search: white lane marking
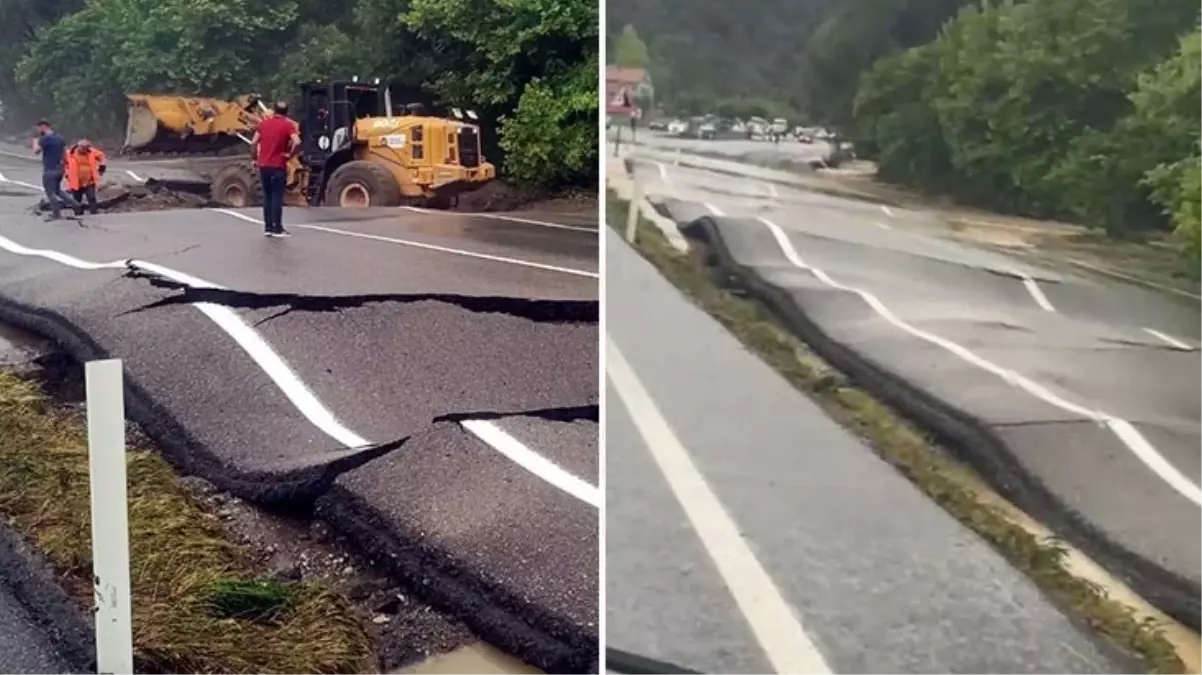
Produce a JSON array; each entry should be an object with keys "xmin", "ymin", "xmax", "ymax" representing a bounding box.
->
[
  {"xmin": 461, "ymin": 419, "xmax": 598, "ymax": 507},
  {"xmin": 401, "ymin": 206, "xmax": 596, "ymax": 234},
  {"xmin": 607, "ymin": 338, "xmax": 832, "ymax": 674},
  {"xmin": 0, "ymin": 232, "xmax": 590, "ymax": 498},
  {"xmin": 757, "ymin": 217, "xmax": 1202, "ymax": 507},
  {"xmin": 1143, "ymin": 328, "xmax": 1195, "ymax": 351},
  {"xmin": 767, "ymin": 183, "xmax": 779, "ymax": 199},
  {"xmin": 705, "ymin": 203, "xmax": 725, "ymax": 216},
  {"xmin": 125, "ymin": 170, "xmax": 146, "ymax": 183},
  {"xmin": 0, "ymin": 237, "xmax": 371, "ymax": 448},
  {"xmin": 211, "ymin": 208, "xmax": 597, "ymax": 278},
  {"xmin": 874, "ymin": 221, "xmax": 892, "ymax": 231},
  {"xmin": 0, "ymin": 171, "xmax": 42, "ymax": 192},
  {"xmin": 655, "ymin": 161, "xmax": 669, "ymax": 182},
  {"xmin": 1014, "ymin": 270, "xmax": 1056, "ymax": 312},
  {"xmin": 881, "ymin": 205, "xmax": 896, "ymax": 218}
]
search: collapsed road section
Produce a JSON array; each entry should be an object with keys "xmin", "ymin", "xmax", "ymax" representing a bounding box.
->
[
  {"xmin": 625, "ymin": 155, "xmax": 1201, "ymax": 632},
  {"xmin": 0, "ymin": 191, "xmax": 600, "ymax": 672}
]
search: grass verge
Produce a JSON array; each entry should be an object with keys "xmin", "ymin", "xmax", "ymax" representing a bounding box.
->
[
  {"xmin": 606, "ymin": 189, "xmax": 1187, "ymax": 674},
  {"xmin": 0, "ymin": 367, "xmax": 376, "ymax": 674}
]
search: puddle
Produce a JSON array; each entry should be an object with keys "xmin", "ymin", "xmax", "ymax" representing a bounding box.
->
[{"xmin": 395, "ymin": 643, "xmax": 542, "ymax": 674}]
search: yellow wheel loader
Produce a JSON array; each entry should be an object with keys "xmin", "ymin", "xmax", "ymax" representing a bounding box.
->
[{"xmin": 123, "ymin": 81, "xmax": 495, "ymax": 208}]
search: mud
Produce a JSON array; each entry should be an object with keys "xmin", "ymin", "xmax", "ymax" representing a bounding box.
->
[{"xmin": 33, "ymin": 183, "xmax": 213, "ymax": 216}]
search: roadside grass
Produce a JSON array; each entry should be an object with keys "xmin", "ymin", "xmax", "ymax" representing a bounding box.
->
[
  {"xmin": 0, "ymin": 368, "xmax": 376, "ymax": 674},
  {"xmin": 606, "ymin": 191, "xmax": 1188, "ymax": 674}
]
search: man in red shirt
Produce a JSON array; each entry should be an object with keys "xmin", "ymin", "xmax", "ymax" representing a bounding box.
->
[{"xmin": 250, "ymin": 101, "xmax": 300, "ymax": 237}]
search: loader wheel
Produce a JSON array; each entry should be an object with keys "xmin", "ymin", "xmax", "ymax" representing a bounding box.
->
[
  {"xmin": 211, "ymin": 162, "xmax": 263, "ymax": 207},
  {"xmin": 325, "ymin": 161, "xmax": 403, "ymax": 208}
]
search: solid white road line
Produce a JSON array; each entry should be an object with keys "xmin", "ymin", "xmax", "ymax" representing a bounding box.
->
[
  {"xmin": 1014, "ymin": 270, "xmax": 1056, "ymax": 312},
  {"xmin": 211, "ymin": 208, "xmax": 597, "ymax": 278},
  {"xmin": 125, "ymin": 170, "xmax": 146, "ymax": 183},
  {"xmin": 0, "ymin": 171, "xmax": 42, "ymax": 192},
  {"xmin": 401, "ymin": 206, "xmax": 597, "ymax": 234},
  {"xmin": 705, "ymin": 203, "xmax": 725, "ymax": 216},
  {"xmin": 756, "ymin": 217, "xmax": 1202, "ymax": 507},
  {"xmin": 1143, "ymin": 327, "xmax": 1195, "ymax": 351},
  {"xmin": 461, "ymin": 420, "xmax": 599, "ymax": 508},
  {"xmin": 0, "ymin": 231, "xmax": 597, "ymax": 504},
  {"xmin": 607, "ymin": 337, "xmax": 831, "ymax": 674}
]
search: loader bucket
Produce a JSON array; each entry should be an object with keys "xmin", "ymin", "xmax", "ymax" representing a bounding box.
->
[{"xmin": 122, "ymin": 93, "xmax": 262, "ymax": 157}]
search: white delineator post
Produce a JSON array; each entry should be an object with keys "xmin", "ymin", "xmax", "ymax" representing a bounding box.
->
[
  {"xmin": 625, "ymin": 183, "xmax": 642, "ymax": 243},
  {"xmin": 85, "ymin": 359, "xmax": 134, "ymax": 675}
]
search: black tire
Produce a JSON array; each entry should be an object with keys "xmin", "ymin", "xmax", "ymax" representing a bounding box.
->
[
  {"xmin": 324, "ymin": 161, "xmax": 403, "ymax": 208},
  {"xmin": 211, "ymin": 161, "xmax": 263, "ymax": 207}
]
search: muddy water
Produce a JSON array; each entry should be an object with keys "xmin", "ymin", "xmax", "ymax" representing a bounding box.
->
[{"xmin": 396, "ymin": 643, "xmax": 542, "ymax": 674}]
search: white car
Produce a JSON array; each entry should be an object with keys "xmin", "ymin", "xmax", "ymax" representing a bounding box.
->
[{"xmin": 667, "ymin": 120, "xmax": 688, "ymax": 135}]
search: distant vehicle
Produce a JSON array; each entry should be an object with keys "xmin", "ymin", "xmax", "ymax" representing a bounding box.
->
[
  {"xmin": 771, "ymin": 118, "xmax": 789, "ymax": 134},
  {"xmin": 667, "ymin": 119, "xmax": 688, "ymax": 135},
  {"xmin": 692, "ymin": 116, "xmax": 717, "ymax": 140},
  {"xmin": 648, "ymin": 120, "xmax": 668, "ymax": 131}
]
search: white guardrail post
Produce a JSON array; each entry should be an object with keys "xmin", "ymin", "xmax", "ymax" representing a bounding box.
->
[
  {"xmin": 625, "ymin": 182, "xmax": 642, "ymax": 244},
  {"xmin": 86, "ymin": 359, "xmax": 134, "ymax": 675}
]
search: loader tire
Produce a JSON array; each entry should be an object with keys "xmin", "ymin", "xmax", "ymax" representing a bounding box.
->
[
  {"xmin": 211, "ymin": 162, "xmax": 263, "ymax": 208},
  {"xmin": 325, "ymin": 161, "xmax": 403, "ymax": 208}
]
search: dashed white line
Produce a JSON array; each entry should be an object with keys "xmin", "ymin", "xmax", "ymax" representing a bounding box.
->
[
  {"xmin": 211, "ymin": 208, "xmax": 597, "ymax": 278},
  {"xmin": 0, "ymin": 232, "xmax": 596, "ymax": 501},
  {"xmin": 461, "ymin": 420, "xmax": 598, "ymax": 507},
  {"xmin": 607, "ymin": 337, "xmax": 832, "ymax": 674},
  {"xmin": 401, "ymin": 206, "xmax": 596, "ymax": 234},
  {"xmin": 705, "ymin": 203, "xmax": 725, "ymax": 216},
  {"xmin": 756, "ymin": 216, "xmax": 1202, "ymax": 507},
  {"xmin": 874, "ymin": 221, "xmax": 892, "ymax": 231},
  {"xmin": 1014, "ymin": 270, "xmax": 1056, "ymax": 312},
  {"xmin": 655, "ymin": 161, "xmax": 670, "ymax": 182},
  {"xmin": 125, "ymin": 170, "xmax": 147, "ymax": 183},
  {"xmin": 767, "ymin": 183, "xmax": 779, "ymax": 199},
  {"xmin": 881, "ymin": 205, "xmax": 896, "ymax": 218},
  {"xmin": 1143, "ymin": 328, "xmax": 1194, "ymax": 351}
]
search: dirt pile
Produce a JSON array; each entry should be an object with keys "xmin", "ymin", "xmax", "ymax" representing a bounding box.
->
[
  {"xmin": 34, "ymin": 182, "xmax": 212, "ymax": 215},
  {"xmin": 454, "ymin": 181, "xmax": 597, "ymax": 214}
]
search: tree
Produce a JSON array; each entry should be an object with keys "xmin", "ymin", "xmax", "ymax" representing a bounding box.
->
[{"xmin": 614, "ymin": 24, "xmax": 649, "ymax": 68}]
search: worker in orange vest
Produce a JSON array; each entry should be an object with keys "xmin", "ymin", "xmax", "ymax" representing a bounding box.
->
[{"xmin": 64, "ymin": 139, "xmax": 107, "ymax": 216}]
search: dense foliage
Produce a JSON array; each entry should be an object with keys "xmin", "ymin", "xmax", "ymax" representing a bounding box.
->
[
  {"xmin": 850, "ymin": 0, "xmax": 1199, "ymax": 266},
  {"xmin": 0, "ymin": 0, "xmax": 597, "ymax": 189},
  {"xmin": 607, "ymin": 0, "xmax": 840, "ymax": 119}
]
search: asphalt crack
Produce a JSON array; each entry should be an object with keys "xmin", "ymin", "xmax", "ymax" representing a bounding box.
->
[{"xmin": 120, "ymin": 269, "xmax": 598, "ymax": 324}]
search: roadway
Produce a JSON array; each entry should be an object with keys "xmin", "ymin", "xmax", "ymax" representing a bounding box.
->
[
  {"xmin": 610, "ymin": 133, "xmax": 1202, "ymax": 662},
  {"xmin": 0, "ymin": 580, "xmax": 70, "ymax": 673},
  {"xmin": 606, "ymin": 230, "xmax": 1132, "ymax": 673},
  {"xmin": 0, "ymin": 151, "xmax": 600, "ymax": 673}
]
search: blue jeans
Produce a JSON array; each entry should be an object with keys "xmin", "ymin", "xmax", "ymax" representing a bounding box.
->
[
  {"xmin": 260, "ymin": 167, "xmax": 287, "ymax": 232},
  {"xmin": 42, "ymin": 171, "xmax": 79, "ymax": 219}
]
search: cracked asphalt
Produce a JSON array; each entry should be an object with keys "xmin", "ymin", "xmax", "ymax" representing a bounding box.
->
[
  {"xmin": 609, "ymin": 137, "xmax": 1199, "ymax": 665},
  {"xmin": 606, "ymin": 230, "xmax": 1133, "ymax": 674},
  {"xmin": 0, "ymin": 151, "xmax": 599, "ymax": 672}
]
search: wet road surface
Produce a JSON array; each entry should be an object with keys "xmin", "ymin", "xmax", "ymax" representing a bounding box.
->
[
  {"xmin": 605, "ymin": 229, "xmax": 1133, "ymax": 673},
  {"xmin": 0, "ymin": 151, "xmax": 600, "ymax": 672},
  {"xmin": 614, "ymin": 142, "xmax": 1200, "ymax": 640}
]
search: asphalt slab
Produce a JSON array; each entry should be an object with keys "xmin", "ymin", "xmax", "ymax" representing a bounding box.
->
[
  {"xmin": 605, "ymin": 231, "xmax": 1132, "ymax": 673},
  {"xmin": 626, "ymin": 148, "xmax": 1201, "ymax": 630},
  {"xmin": 0, "ymin": 154, "xmax": 599, "ymax": 671}
]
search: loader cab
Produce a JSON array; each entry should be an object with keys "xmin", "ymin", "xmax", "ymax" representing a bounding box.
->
[{"xmin": 298, "ymin": 81, "xmax": 383, "ymax": 159}]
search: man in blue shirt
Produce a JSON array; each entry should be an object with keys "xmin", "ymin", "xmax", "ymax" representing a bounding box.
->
[{"xmin": 32, "ymin": 120, "xmax": 81, "ymax": 221}]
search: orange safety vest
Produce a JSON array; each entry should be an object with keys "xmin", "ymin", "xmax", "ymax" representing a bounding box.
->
[{"xmin": 65, "ymin": 146, "xmax": 107, "ymax": 191}]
